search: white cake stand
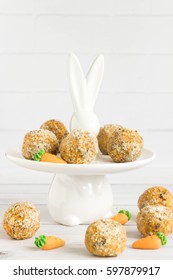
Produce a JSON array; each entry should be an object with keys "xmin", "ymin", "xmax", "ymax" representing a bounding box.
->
[{"xmin": 6, "ymin": 148, "xmax": 155, "ymax": 226}]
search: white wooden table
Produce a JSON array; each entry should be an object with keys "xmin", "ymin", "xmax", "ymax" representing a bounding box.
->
[{"xmin": 0, "ymin": 169, "xmax": 172, "ymax": 260}]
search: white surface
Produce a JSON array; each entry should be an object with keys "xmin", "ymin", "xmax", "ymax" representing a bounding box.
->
[
  {"xmin": 6, "ymin": 148, "xmax": 154, "ymax": 174},
  {"xmin": 0, "ymin": 183, "xmax": 173, "ymax": 260}
]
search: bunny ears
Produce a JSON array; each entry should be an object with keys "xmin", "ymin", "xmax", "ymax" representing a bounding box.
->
[{"xmin": 68, "ymin": 53, "xmax": 104, "ymax": 111}]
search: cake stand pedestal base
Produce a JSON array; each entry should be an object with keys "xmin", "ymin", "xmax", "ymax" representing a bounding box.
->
[
  {"xmin": 48, "ymin": 174, "xmax": 113, "ymax": 226},
  {"xmin": 6, "ymin": 148, "xmax": 155, "ymax": 226}
]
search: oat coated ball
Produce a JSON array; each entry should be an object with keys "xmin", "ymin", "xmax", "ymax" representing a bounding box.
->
[
  {"xmin": 59, "ymin": 129, "xmax": 98, "ymax": 164},
  {"xmin": 107, "ymin": 127, "xmax": 144, "ymax": 162},
  {"xmin": 97, "ymin": 124, "xmax": 122, "ymax": 155},
  {"xmin": 138, "ymin": 186, "xmax": 173, "ymax": 210},
  {"xmin": 40, "ymin": 119, "xmax": 68, "ymax": 152},
  {"xmin": 22, "ymin": 129, "xmax": 59, "ymax": 160},
  {"xmin": 136, "ymin": 205, "xmax": 173, "ymax": 236},
  {"xmin": 3, "ymin": 202, "xmax": 40, "ymax": 240},
  {"xmin": 85, "ymin": 219, "xmax": 126, "ymax": 257}
]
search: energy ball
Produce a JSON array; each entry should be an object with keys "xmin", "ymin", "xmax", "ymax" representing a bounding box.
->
[
  {"xmin": 59, "ymin": 129, "xmax": 98, "ymax": 164},
  {"xmin": 107, "ymin": 128, "xmax": 144, "ymax": 162},
  {"xmin": 3, "ymin": 202, "xmax": 40, "ymax": 240},
  {"xmin": 136, "ymin": 205, "xmax": 173, "ymax": 236},
  {"xmin": 40, "ymin": 119, "xmax": 68, "ymax": 152},
  {"xmin": 97, "ymin": 124, "xmax": 122, "ymax": 155},
  {"xmin": 85, "ymin": 219, "xmax": 126, "ymax": 257},
  {"xmin": 138, "ymin": 186, "xmax": 173, "ymax": 210},
  {"xmin": 22, "ymin": 129, "xmax": 59, "ymax": 160}
]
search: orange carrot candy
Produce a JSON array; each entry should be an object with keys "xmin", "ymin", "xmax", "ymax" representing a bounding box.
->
[
  {"xmin": 112, "ymin": 210, "xmax": 132, "ymax": 225},
  {"xmin": 34, "ymin": 149, "xmax": 67, "ymax": 164},
  {"xmin": 132, "ymin": 232, "xmax": 167, "ymax": 250},
  {"xmin": 34, "ymin": 235, "xmax": 65, "ymax": 250}
]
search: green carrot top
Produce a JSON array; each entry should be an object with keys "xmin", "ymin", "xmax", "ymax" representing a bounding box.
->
[
  {"xmin": 34, "ymin": 150, "xmax": 45, "ymax": 161},
  {"xmin": 118, "ymin": 210, "xmax": 132, "ymax": 221},
  {"xmin": 157, "ymin": 232, "xmax": 167, "ymax": 246},
  {"xmin": 34, "ymin": 235, "xmax": 47, "ymax": 248}
]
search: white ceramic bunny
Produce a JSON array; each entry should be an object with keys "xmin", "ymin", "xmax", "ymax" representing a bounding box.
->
[
  {"xmin": 48, "ymin": 174, "xmax": 113, "ymax": 226},
  {"xmin": 68, "ymin": 53, "xmax": 104, "ymax": 135}
]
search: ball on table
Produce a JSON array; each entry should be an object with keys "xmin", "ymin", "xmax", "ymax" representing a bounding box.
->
[
  {"xmin": 85, "ymin": 218, "xmax": 126, "ymax": 257},
  {"xmin": 3, "ymin": 201, "xmax": 40, "ymax": 240}
]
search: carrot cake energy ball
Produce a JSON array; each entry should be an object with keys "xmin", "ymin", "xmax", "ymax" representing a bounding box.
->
[
  {"xmin": 59, "ymin": 129, "xmax": 98, "ymax": 164},
  {"xmin": 3, "ymin": 202, "xmax": 40, "ymax": 240},
  {"xmin": 85, "ymin": 219, "xmax": 126, "ymax": 257},
  {"xmin": 107, "ymin": 127, "xmax": 144, "ymax": 162},
  {"xmin": 136, "ymin": 205, "xmax": 173, "ymax": 236},
  {"xmin": 40, "ymin": 119, "xmax": 68, "ymax": 152},
  {"xmin": 97, "ymin": 124, "xmax": 122, "ymax": 155},
  {"xmin": 138, "ymin": 186, "xmax": 173, "ymax": 210},
  {"xmin": 22, "ymin": 129, "xmax": 59, "ymax": 160}
]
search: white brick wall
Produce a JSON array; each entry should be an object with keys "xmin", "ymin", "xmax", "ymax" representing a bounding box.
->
[{"xmin": 0, "ymin": 0, "xmax": 173, "ymax": 185}]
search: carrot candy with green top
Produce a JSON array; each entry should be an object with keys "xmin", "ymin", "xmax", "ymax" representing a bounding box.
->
[
  {"xmin": 132, "ymin": 232, "xmax": 167, "ymax": 250},
  {"xmin": 34, "ymin": 235, "xmax": 65, "ymax": 250},
  {"xmin": 34, "ymin": 149, "xmax": 67, "ymax": 164},
  {"xmin": 112, "ymin": 210, "xmax": 132, "ymax": 225}
]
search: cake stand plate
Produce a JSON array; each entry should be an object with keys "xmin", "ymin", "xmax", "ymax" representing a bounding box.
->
[{"xmin": 6, "ymin": 148, "xmax": 155, "ymax": 226}]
